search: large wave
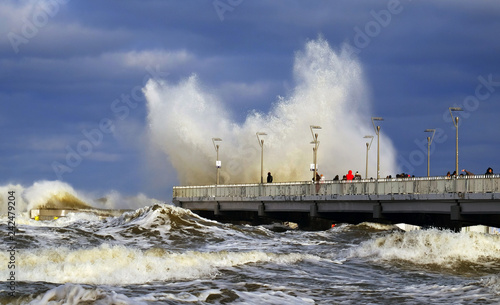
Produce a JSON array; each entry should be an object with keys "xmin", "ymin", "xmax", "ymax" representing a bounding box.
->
[
  {"xmin": 348, "ymin": 228, "xmax": 500, "ymax": 273},
  {"xmin": 0, "ymin": 180, "xmax": 158, "ymax": 217},
  {"xmin": 0, "ymin": 244, "xmax": 309, "ymax": 285},
  {"xmin": 144, "ymin": 38, "xmax": 399, "ymax": 185}
]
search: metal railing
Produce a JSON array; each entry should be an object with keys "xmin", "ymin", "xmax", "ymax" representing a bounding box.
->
[{"xmin": 173, "ymin": 175, "xmax": 500, "ymax": 198}]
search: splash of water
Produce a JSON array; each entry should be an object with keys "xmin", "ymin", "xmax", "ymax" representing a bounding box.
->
[
  {"xmin": 145, "ymin": 38, "xmax": 399, "ymax": 185},
  {"xmin": 23, "ymin": 180, "xmax": 94, "ymax": 211},
  {"xmin": 0, "ymin": 180, "xmax": 158, "ymax": 216}
]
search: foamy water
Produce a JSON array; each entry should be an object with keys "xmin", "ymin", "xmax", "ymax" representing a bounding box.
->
[
  {"xmin": 5, "ymin": 245, "xmax": 309, "ymax": 285},
  {"xmin": 348, "ymin": 228, "xmax": 500, "ymax": 271},
  {"xmin": 2, "ymin": 199, "xmax": 500, "ymax": 304}
]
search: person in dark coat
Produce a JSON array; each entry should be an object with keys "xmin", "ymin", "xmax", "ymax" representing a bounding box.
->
[
  {"xmin": 485, "ymin": 167, "xmax": 494, "ymax": 175},
  {"xmin": 267, "ymin": 172, "xmax": 273, "ymax": 183},
  {"xmin": 314, "ymin": 172, "xmax": 321, "ymax": 182}
]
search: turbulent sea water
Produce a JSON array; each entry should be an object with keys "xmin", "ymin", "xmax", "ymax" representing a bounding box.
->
[{"xmin": 1, "ymin": 202, "xmax": 500, "ymax": 305}]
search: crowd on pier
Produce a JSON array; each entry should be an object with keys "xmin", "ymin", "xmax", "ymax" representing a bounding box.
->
[{"xmin": 266, "ymin": 167, "xmax": 495, "ymax": 184}]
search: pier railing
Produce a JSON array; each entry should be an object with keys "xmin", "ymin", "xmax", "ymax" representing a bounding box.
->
[{"xmin": 173, "ymin": 175, "xmax": 500, "ymax": 198}]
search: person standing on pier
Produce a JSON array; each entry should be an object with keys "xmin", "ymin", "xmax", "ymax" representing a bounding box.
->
[
  {"xmin": 314, "ymin": 172, "xmax": 321, "ymax": 193},
  {"xmin": 267, "ymin": 172, "xmax": 273, "ymax": 183}
]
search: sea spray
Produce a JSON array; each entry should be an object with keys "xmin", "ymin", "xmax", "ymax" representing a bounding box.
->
[
  {"xmin": 23, "ymin": 180, "xmax": 93, "ymax": 212},
  {"xmin": 0, "ymin": 183, "xmax": 26, "ymax": 216},
  {"xmin": 0, "ymin": 180, "xmax": 158, "ymax": 216},
  {"xmin": 144, "ymin": 38, "xmax": 399, "ymax": 185}
]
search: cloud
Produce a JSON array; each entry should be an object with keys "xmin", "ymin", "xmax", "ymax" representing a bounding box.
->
[
  {"xmin": 86, "ymin": 152, "xmax": 122, "ymax": 162},
  {"xmin": 121, "ymin": 50, "xmax": 193, "ymax": 69},
  {"xmin": 26, "ymin": 135, "xmax": 73, "ymax": 151}
]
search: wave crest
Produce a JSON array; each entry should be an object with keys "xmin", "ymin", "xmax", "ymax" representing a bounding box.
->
[{"xmin": 349, "ymin": 228, "xmax": 500, "ymax": 272}]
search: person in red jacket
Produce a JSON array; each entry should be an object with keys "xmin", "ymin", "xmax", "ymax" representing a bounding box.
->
[{"xmin": 346, "ymin": 170, "xmax": 354, "ymax": 180}]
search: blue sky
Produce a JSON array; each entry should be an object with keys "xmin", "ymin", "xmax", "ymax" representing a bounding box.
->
[{"xmin": 1, "ymin": 0, "xmax": 499, "ymax": 200}]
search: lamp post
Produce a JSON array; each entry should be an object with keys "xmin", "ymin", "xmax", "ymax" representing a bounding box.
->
[
  {"xmin": 310, "ymin": 125, "xmax": 322, "ymax": 181},
  {"xmin": 256, "ymin": 132, "xmax": 267, "ymax": 183},
  {"xmin": 449, "ymin": 107, "xmax": 463, "ymax": 176},
  {"xmin": 424, "ymin": 129, "xmax": 436, "ymax": 177},
  {"xmin": 371, "ymin": 117, "xmax": 384, "ymax": 179},
  {"xmin": 363, "ymin": 135, "xmax": 374, "ymax": 179},
  {"xmin": 212, "ymin": 137, "xmax": 222, "ymax": 185}
]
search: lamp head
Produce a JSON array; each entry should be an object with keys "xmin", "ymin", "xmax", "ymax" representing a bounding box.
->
[{"xmin": 212, "ymin": 137, "xmax": 222, "ymax": 150}]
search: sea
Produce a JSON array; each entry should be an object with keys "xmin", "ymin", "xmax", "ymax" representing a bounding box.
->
[{"xmin": 1, "ymin": 193, "xmax": 500, "ymax": 305}]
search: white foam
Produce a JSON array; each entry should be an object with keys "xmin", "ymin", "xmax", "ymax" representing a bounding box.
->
[
  {"xmin": 349, "ymin": 228, "xmax": 500, "ymax": 269},
  {"xmin": 144, "ymin": 38, "xmax": 399, "ymax": 185},
  {"xmin": 2, "ymin": 244, "xmax": 309, "ymax": 285},
  {"xmin": 27, "ymin": 283, "xmax": 146, "ymax": 305},
  {"xmin": 99, "ymin": 190, "xmax": 160, "ymax": 210}
]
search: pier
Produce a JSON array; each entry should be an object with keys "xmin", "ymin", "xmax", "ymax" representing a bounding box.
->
[{"xmin": 173, "ymin": 175, "xmax": 500, "ymax": 230}]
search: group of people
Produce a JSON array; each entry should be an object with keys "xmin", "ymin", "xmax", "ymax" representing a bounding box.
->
[
  {"xmin": 265, "ymin": 167, "xmax": 495, "ymax": 184},
  {"xmin": 319, "ymin": 170, "xmax": 362, "ymax": 182},
  {"xmin": 446, "ymin": 167, "xmax": 494, "ymax": 177}
]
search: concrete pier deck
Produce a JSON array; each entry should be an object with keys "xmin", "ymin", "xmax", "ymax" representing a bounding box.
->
[{"xmin": 173, "ymin": 175, "xmax": 500, "ymax": 230}]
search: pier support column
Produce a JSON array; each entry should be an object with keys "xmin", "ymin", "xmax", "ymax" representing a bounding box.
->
[
  {"xmin": 450, "ymin": 204, "xmax": 461, "ymax": 221},
  {"xmin": 214, "ymin": 202, "xmax": 221, "ymax": 216},
  {"xmin": 373, "ymin": 202, "xmax": 383, "ymax": 219},
  {"xmin": 258, "ymin": 202, "xmax": 266, "ymax": 217},
  {"xmin": 310, "ymin": 202, "xmax": 318, "ymax": 218}
]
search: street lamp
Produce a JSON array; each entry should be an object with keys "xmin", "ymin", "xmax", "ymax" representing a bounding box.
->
[
  {"xmin": 371, "ymin": 117, "xmax": 384, "ymax": 179},
  {"xmin": 256, "ymin": 132, "xmax": 267, "ymax": 183},
  {"xmin": 363, "ymin": 135, "xmax": 374, "ymax": 179},
  {"xmin": 424, "ymin": 129, "xmax": 436, "ymax": 177},
  {"xmin": 310, "ymin": 125, "xmax": 322, "ymax": 181},
  {"xmin": 449, "ymin": 107, "xmax": 463, "ymax": 176},
  {"xmin": 212, "ymin": 137, "xmax": 222, "ymax": 185}
]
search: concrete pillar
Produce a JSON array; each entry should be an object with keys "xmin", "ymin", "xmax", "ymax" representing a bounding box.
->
[
  {"xmin": 258, "ymin": 202, "xmax": 266, "ymax": 217},
  {"xmin": 214, "ymin": 202, "xmax": 221, "ymax": 216},
  {"xmin": 310, "ymin": 202, "xmax": 318, "ymax": 218},
  {"xmin": 451, "ymin": 204, "xmax": 461, "ymax": 221},
  {"xmin": 373, "ymin": 203, "xmax": 383, "ymax": 219}
]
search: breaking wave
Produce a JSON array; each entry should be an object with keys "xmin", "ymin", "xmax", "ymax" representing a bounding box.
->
[
  {"xmin": 348, "ymin": 228, "xmax": 500, "ymax": 273},
  {"xmin": 1, "ymin": 244, "xmax": 310, "ymax": 285}
]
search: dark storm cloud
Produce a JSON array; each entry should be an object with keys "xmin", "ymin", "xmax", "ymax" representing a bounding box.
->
[{"xmin": 1, "ymin": 0, "xmax": 499, "ymax": 197}]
